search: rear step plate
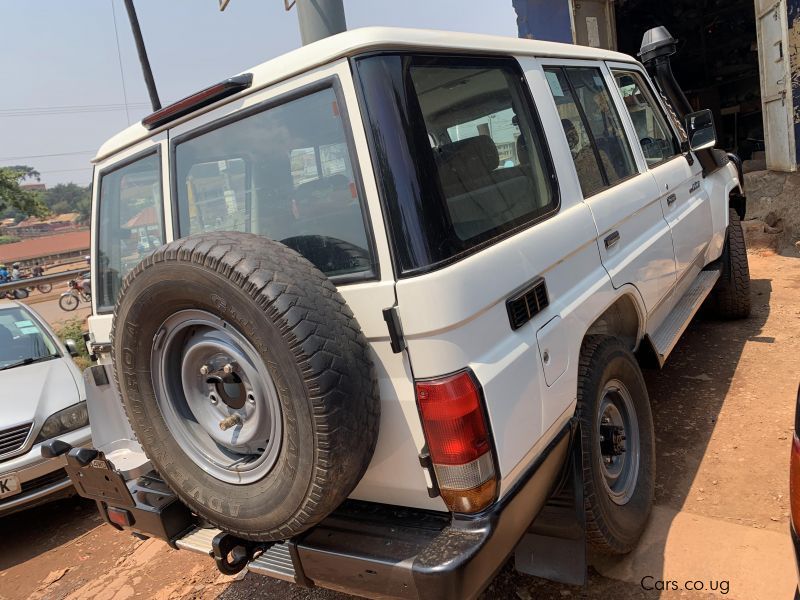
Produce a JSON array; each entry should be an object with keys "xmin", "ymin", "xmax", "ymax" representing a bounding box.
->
[
  {"xmin": 248, "ymin": 543, "xmax": 297, "ymax": 582},
  {"xmin": 175, "ymin": 527, "xmax": 297, "ymax": 582},
  {"xmin": 175, "ymin": 526, "xmax": 220, "ymax": 556},
  {"xmin": 649, "ymin": 268, "xmax": 720, "ymax": 365}
]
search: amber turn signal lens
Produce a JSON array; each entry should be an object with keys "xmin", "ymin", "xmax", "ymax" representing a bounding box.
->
[{"xmin": 440, "ymin": 478, "xmax": 498, "ymax": 514}]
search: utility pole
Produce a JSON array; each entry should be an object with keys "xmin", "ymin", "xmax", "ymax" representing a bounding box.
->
[
  {"xmin": 123, "ymin": 0, "xmax": 161, "ymax": 111},
  {"xmin": 294, "ymin": 0, "xmax": 347, "ymax": 46},
  {"xmin": 221, "ymin": 0, "xmax": 347, "ymax": 46}
]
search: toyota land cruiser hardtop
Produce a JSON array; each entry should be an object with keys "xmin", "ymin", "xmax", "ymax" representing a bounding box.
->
[{"xmin": 49, "ymin": 26, "xmax": 750, "ymax": 599}]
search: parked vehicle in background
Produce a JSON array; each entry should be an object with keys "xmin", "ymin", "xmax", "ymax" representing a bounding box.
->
[
  {"xmin": 54, "ymin": 26, "xmax": 749, "ymax": 598},
  {"xmin": 0, "ymin": 300, "xmax": 90, "ymax": 516},
  {"xmin": 59, "ymin": 277, "xmax": 91, "ymax": 311},
  {"xmin": 790, "ymin": 382, "xmax": 800, "ymax": 599}
]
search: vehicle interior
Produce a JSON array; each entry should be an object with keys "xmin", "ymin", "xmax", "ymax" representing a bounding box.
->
[
  {"xmin": 174, "ymin": 87, "xmax": 373, "ymax": 278},
  {"xmin": 409, "ymin": 64, "xmax": 555, "ymax": 241}
]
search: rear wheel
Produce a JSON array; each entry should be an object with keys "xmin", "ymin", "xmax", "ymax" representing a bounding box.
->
[
  {"xmin": 112, "ymin": 232, "xmax": 380, "ymax": 541},
  {"xmin": 709, "ymin": 208, "xmax": 751, "ymax": 319},
  {"xmin": 577, "ymin": 335, "xmax": 655, "ymax": 555},
  {"xmin": 59, "ymin": 293, "xmax": 78, "ymax": 311}
]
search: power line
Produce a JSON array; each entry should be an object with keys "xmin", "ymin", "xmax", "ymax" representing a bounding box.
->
[
  {"xmin": 37, "ymin": 167, "xmax": 94, "ymax": 174},
  {"xmin": 0, "ymin": 151, "xmax": 94, "ymax": 160},
  {"xmin": 0, "ymin": 103, "xmax": 150, "ymax": 118},
  {"xmin": 110, "ymin": 0, "xmax": 132, "ymax": 125}
]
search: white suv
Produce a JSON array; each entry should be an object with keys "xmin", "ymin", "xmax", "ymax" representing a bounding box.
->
[{"xmin": 51, "ymin": 26, "xmax": 748, "ymax": 598}]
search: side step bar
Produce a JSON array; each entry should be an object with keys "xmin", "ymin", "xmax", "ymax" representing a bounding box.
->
[
  {"xmin": 175, "ymin": 526, "xmax": 299, "ymax": 583},
  {"xmin": 649, "ymin": 268, "xmax": 720, "ymax": 366}
]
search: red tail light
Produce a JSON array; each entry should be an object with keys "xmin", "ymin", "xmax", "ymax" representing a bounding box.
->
[{"xmin": 416, "ymin": 370, "xmax": 497, "ymax": 513}]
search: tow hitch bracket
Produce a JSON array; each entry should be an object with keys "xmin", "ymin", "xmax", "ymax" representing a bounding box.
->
[{"xmin": 211, "ymin": 531, "xmax": 267, "ymax": 575}]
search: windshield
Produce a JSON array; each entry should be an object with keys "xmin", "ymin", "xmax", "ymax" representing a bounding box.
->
[{"xmin": 0, "ymin": 307, "xmax": 58, "ymax": 370}]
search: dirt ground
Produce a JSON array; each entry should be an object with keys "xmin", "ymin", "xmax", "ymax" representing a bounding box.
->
[{"xmin": 1, "ymin": 250, "xmax": 798, "ymax": 600}]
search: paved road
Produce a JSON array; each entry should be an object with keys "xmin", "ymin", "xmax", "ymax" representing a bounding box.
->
[
  {"xmin": 24, "ymin": 294, "xmax": 91, "ymax": 328},
  {"xmin": 1, "ymin": 251, "xmax": 798, "ymax": 600}
]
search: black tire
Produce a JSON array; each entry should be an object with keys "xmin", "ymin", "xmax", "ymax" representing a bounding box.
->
[
  {"xmin": 59, "ymin": 293, "xmax": 78, "ymax": 311},
  {"xmin": 112, "ymin": 232, "xmax": 379, "ymax": 541},
  {"xmin": 13, "ymin": 289, "xmax": 28, "ymax": 300},
  {"xmin": 709, "ymin": 208, "xmax": 751, "ymax": 319},
  {"xmin": 37, "ymin": 283, "xmax": 52, "ymax": 294},
  {"xmin": 577, "ymin": 335, "xmax": 655, "ymax": 555}
]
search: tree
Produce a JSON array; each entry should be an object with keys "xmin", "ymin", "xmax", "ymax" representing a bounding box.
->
[
  {"xmin": 42, "ymin": 183, "xmax": 90, "ymax": 215},
  {"xmin": 0, "ymin": 165, "xmax": 48, "ymax": 218}
]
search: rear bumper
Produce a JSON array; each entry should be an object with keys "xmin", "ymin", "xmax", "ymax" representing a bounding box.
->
[{"xmin": 64, "ymin": 423, "xmax": 572, "ymax": 599}]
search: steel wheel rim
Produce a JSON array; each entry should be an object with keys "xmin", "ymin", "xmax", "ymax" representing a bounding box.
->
[
  {"xmin": 597, "ymin": 379, "xmax": 640, "ymax": 505},
  {"xmin": 151, "ymin": 309, "xmax": 282, "ymax": 484}
]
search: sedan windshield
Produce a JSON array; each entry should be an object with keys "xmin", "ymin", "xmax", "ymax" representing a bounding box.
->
[{"xmin": 0, "ymin": 307, "xmax": 58, "ymax": 370}]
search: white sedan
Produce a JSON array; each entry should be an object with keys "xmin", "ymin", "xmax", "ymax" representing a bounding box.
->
[{"xmin": 0, "ymin": 300, "xmax": 90, "ymax": 516}]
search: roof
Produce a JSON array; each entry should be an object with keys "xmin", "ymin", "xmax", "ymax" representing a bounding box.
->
[
  {"xmin": 94, "ymin": 26, "xmax": 637, "ymax": 162},
  {"xmin": 124, "ymin": 205, "xmax": 158, "ymax": 228},
  {"xmin": 0, "ymin": 230, "xmax": 90, "ymax": 263},
  {"xmin": 14, "ymin": 212, "xmax": 80, "ymax": 227}
]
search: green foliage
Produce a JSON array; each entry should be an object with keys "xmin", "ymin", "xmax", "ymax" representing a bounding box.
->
[
  {"xmin": 0, "ymin": 235, "xmax": 20, "ymax": 245},
  {"xmin": 54, "ymin": 317, "xmax": 91, "ymax": 371},
  {"xmin": 42, "ymin": 183, "xmax": 91, "ymax": 223},
  {"xmin": 0, "ymin": 165, "xmax": 49, "ymax": 218}
]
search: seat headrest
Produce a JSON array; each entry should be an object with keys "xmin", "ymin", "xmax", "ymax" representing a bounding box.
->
[{"xmin": 438, "ymin": 135, "xmax": 499, "ymax": 173}]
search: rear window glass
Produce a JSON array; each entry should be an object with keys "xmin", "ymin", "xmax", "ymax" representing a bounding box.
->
[
  {"xmin": 174, "ymin": 86, "xmax": 374, "ymax": 280},
  {"xmin": 96, "ymin": 151, "xmax": 164, "ymax": 312}
]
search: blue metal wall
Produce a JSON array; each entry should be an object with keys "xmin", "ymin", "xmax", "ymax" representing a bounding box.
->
[{"xmin": 513, "ymin": 0, "xmax": 572, "ymax": 43}]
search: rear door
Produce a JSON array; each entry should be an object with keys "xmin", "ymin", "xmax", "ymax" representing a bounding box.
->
[
  {"xmin": 542, "ymin": 62, "xmax": 676, "ymax": 313},
  {"xmin": 609, "ymin": 66, "xmax": 712, "ymax": 289}
]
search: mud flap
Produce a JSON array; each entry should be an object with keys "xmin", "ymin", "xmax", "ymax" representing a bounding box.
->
[{"xmin": 514, "ymin": 425, "xmax": 587, "ymax": 586}]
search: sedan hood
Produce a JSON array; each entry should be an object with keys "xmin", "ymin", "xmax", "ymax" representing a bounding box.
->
[{"xmin": 0, "ymin": 358, "xmax": 80, "ymax": 428}]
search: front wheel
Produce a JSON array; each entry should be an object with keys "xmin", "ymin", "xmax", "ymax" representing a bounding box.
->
[
  {"xmin": 577, "ymin": 335, "xmax": 655, "ymax": 555},
  {"xmin": 709, "ymin": 208, "xmax": 751, "ymax": 319},
  {"xmin": 59, "ymin": 293, "xmax": 78, "ymax": 311},
  {"xmin": 37, "ymin": 283, "xmax": 52, "ymax": 294}
]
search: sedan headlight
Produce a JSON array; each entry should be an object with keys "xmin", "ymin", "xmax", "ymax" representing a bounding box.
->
[{"xmin": 34, "ymin": 402, "xmax": 89, "ymax": 444}]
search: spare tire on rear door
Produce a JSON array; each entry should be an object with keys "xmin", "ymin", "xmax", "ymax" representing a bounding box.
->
[{"xmin": 112, "ymin": 232, "xmax": 379, "ymax": 541}]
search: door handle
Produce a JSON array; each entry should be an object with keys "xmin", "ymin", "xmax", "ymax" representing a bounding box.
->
[
  {"xmin": 666, "ymin": 193, "xmax": 677, "ymax": 206},
  {"xmin": 604, "ymin": 231, "xmax": 620, "ymax": 249}
]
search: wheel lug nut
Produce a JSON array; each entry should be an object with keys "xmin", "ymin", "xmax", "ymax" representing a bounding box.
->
[
  {"xmin": 223, "ymin": 362, "xmax": 237, "ymax": 374},
  {"xmin": 200, "ymin": 365, "xmax": 210, "ymax": 375}
]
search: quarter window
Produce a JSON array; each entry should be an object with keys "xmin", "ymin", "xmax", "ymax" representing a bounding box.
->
[
  {"xmin": 174, "ymin": 86, "xmax": 374, "ymax": 279},
  {"xmin": 545, "ymin": 66, "xmax": 637, "ymax": 197},
  {"xmin": 612, "ymin": 70, "xmax": 680, "ymax": 165},
  {"xmin": 96, "ymin": 152, "xmax": 164, "ymax": 312}
]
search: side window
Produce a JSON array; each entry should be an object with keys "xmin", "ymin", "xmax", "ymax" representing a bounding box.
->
[
  {"xmin": 612, "ymin": 70, "xmax": 680, "ymax": 165},
  {"xmin": 174, "ymin": 87, "xmax": 374, "ymax": 279},
  {"xmin": 544, "ymin": 66, "xmax": 637, "ymax": 197},
  {"xmin": 96, "ymin": 152, "xmax": 164, "ymax": 312},
  {"xmin": 409, "ymin": 59, "xmax": 556, "ymax": 242}
]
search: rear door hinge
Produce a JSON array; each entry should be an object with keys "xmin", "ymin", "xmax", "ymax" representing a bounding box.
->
[{"xmin": 382, "ymin": 306, "xmax": 406, "ymax": 354}]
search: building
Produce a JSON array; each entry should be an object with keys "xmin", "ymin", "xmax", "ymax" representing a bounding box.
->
[
  {"xmin": 7, "ymin": 212, "xmax": 82, "ymax": 239},
  {"xmin": 0, "ymin": 230, "xmax": 90, "ymax": 267},
  {"xmin": 515, "ymin": 0, "xmax": 800, "ymax": 173}
]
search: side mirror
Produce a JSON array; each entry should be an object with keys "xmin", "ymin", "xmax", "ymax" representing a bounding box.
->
[
  {"xmin": 64, "ymin": 339, "xmax": 79, "ymax": 358},
  {"xmin": 684, "ymin": 109, "xmax": 716, "ymax": 152}
]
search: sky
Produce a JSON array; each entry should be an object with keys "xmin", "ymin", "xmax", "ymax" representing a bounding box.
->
[{"xmin": 0, "ymin": 0, "xmax": 518, "ymax": 187}]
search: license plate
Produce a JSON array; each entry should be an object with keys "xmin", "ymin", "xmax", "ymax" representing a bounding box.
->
[{"xmin": 0, "ymin": 474, "xmax": 21, "ymax": 499}]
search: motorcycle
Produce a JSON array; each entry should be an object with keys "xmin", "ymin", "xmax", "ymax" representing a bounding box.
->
[{"xmin": 59, "ymin": 278, "xmax": 91, "ymax": 311}]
